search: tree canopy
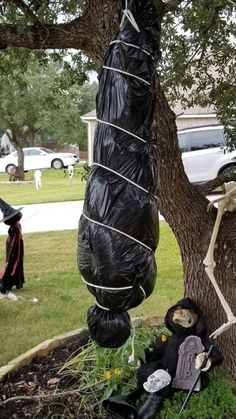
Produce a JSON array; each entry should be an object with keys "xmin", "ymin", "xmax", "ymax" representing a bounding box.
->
[
  {"xmin": 0, "ymin": 57, "xmax": 97, "ymax": 153},
  {"xmin": 0, "ymin": 0, "xmax": 235, "ymax": 137}
]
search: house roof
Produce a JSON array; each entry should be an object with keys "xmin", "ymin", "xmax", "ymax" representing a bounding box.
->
[
  {"xmin": 81, "ymin": 104, "xmax": 216, "ymax": 121},
  {"xmin": 81, "ymin": 109, "xmax": 97, "ymax": 120}
]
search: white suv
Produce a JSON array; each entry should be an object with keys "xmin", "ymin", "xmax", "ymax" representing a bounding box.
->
[{"xmin": 178, "ymin": 125, "xmax": 236, "ymax": 184}]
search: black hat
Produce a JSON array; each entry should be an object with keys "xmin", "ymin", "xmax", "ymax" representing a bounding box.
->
[{"xmin": 0, "ymin": 199, "xmax": 23, "ymax": 223}]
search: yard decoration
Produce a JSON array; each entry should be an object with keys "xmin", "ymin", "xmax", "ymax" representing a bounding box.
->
[
  {"xmin": 103, "ymin": 298, "xmax": 223, "ymax": 419},
  {"xmin": 176, "ymin": 187, "xmax": 236, "ymax": 413},
  {"xmin": 203, "ymin": 184, "xmax": 236, "ymax": 339},
  {"xmin": 0, "ymin": 199, "xmax": 25, "ymax": 300},
  {"xmin": 78, "ymin": 0, "xmax": 161, "ymax": 348}
]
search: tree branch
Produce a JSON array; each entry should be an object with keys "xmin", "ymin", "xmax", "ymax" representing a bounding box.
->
[
  {"xmin": 154, "ymin": 0, "xmax": 169, "ymax": 15},
  {"xmin": 7, "ymin": 0, "xmax": 42, "ymax": 25},
  {"xmin": 197, "ymin": 170, "xmax": 236, "ymax": 195},
  {"xmin": 163, "ymin": 0, "xmax": 185, "ymax": 13},
  {"xmin": 0, "ymin": 0, "xmax": 117, "ymax": 61}
]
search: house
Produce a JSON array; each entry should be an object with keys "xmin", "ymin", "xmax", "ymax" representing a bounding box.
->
[
  {"xmin": 0, "ymin": 131, "xmax": 15, "ymax": 157},
  {"xmin": 81, "ymin": 105, "xmax": 218, "ymax": 165}
]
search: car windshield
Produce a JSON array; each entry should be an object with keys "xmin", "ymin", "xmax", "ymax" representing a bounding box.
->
[{"xmin": 40, "ymin": 148, "xmax": 54, "ymax": 154}]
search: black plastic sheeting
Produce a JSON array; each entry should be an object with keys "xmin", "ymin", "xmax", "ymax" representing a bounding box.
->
[{"xmin": 78, "ymin": 0, "xmax": 161, "ymax": 348}]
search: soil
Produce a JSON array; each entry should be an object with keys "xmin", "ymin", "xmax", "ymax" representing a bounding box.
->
[{"xmin": 0, "ymin": 331, "xmax": 110, "ymax": 419}]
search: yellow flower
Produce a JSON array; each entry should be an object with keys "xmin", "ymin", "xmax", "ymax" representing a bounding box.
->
[
  {"xmin": 104, "ymin": 370, "xmax": 112, "ymax": 379},
  {"xmin": 161, "ymin": 335, "xmax": 167, "ymax": 342},
  {"xmin": 114, "ymin": 368, "xmax": 121, "ymax": 376}
]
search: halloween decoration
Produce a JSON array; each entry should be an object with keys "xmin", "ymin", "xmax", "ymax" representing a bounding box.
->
[
  {"xmin": 78, "ymin": 0, "xmax": 161, "ymax": 348},
  {"xmin": 203, "ymin": 184, "xmax": 236, "ymax": 338},
  {"xmin": 104, "ymin": 298, "xmax": 223, "ymax": 419},
  {"xmin": 179, "ymin": 343, "xmax": 214, "ymax": 414},
  {"xmin": 136, "ymin": 298, "xmax": 223, "ymax": 419},
  {"xmin": 0, "ymin": 199, "xmax": 25, "ymax": 298}
]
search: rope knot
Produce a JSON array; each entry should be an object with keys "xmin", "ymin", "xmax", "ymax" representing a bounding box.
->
[{"xmin": 120, "ymin": 1, "xmax": 140, "ymax": 33}]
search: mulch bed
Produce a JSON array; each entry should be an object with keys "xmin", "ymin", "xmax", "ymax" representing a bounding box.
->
[{"xmin": 0, "ymin": 331, "xmax": 110, "ymax": 418}]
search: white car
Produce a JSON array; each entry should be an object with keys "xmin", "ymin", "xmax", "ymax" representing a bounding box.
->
[
  {"xmin": 0, "ymin": 147, "xmax": 79, "ymax": 173},
  {"xmin": 178, "ymin": 125, "xmax": 236, "ymax": 183}
]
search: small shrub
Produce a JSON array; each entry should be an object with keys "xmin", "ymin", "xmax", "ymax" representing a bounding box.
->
[
  {"xmin": 59, "ymin": 326, "xmax": 236, "ymax": 418},
  {"xmin": 59, "ymin": 326, "xmax": 169, "ymax": 413},
  {"xmin": 80, "ymin": 162, "xmax": 90, "ymax": 182}
]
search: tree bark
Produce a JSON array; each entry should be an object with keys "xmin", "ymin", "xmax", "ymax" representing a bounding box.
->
[
  {"xmin": 155, "ymin": 78, "xmax": 236, "ymax": 379},
  {"xmin": 9, "ymin": 128, "xmax": 25, "ymax": 181},
  {"xmin": 0, "ymin": 1, "xmax": 118, "ymax": 61}
]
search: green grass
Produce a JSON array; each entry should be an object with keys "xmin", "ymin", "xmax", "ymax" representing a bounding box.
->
[
  {"xmin": 0, "ymin": 223, "xmax": 183, "ymax": 367},
  {"xmin": 0, "ymin": 167, "xmax": 86, "ymax": 204},
  {"xmin": 159, "ymin": 372, "xmax": 236, "ymax": 418}
]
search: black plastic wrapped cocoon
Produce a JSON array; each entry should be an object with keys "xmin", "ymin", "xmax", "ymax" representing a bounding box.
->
[{"xmin": 78, "ymin": 0, "xmax": 161, "ymax": 348}]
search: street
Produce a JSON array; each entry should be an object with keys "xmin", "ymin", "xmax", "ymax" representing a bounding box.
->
[{"xmin": 0, "ymin": 194, "xmax": 222, "ymax": 236}]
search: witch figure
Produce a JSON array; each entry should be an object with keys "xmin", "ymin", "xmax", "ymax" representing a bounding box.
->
[
  {"xmin": 78, "ymin": 0, "xmax": 161, "ymax": 348},
  {"xmin": 0, "ymin": 199, "xmax": 24, "ymax": 300}
]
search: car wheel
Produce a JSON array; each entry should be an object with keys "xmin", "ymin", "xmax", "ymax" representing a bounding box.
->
[
  {"xmin": 51, "ymin": 159, "xmax": 63, "ymax": 169},
  {"xmin": 6, "ymin": 164, "xmax": 16, "ymax": 174}
]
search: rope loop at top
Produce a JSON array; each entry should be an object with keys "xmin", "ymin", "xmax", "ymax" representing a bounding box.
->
[{"xmin": 120, "ymin": 0, "xmax": 140, "ymax": 33}]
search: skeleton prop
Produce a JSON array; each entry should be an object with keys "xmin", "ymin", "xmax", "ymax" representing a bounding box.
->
[
  {"xmin": 176, "ymin": 187, "xmax": 236, "ymax": 414},
  {"xmin": 203, "ymin": 185, "xmax": 236, "ymax": 339}
]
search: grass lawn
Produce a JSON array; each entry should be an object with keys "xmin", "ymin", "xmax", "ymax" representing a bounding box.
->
[
  {"xmin": 0, "ymin": 166, "xmax": 87, "ymax": 205},
  {"xmin": 0, "ymin": 223, "xmax": 183, "ymax": 367}
]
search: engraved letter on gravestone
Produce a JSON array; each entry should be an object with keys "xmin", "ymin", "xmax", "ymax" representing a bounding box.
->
[{"xmin": 172, "ymin": 335, "xmax": 205, "ymax": 391}]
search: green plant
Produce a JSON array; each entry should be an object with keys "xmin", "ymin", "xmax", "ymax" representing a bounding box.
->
[
  {"xmin": 58, "ymin": 329, "xmax": 236, "ymax": 418},
  {"xmin": 159, "ymin": 372, "xmax": 236, "ymax": 419},
  {"xmin": 80, "ymin": 162, "xmax": 90, "ymax": 182},
  {"xmin": 59, "ymin": 326, "xmax": 170, "ymax": 413}
]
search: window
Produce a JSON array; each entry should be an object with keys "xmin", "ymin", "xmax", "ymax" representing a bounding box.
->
[
  {"xmin": 41, "ymin": 147, "xmax": 54, "ymax": 154},
  {"xmin": 29, "ymin": 149, "xmax": 41, "ymax": 156},
  {"xmin": 190, "ymin": 129, "xmax": 224, "ymax": 151},
  {"xmin": 23, "ymin": 149, "xmax": 31, "ymax": 156},
  {"xmin": 178, "ymin": 133, "xmax": 189, "ymax": 152}
]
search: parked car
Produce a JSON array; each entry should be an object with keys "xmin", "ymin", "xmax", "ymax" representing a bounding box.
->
[
  {"xmin": 178, "ymin": 124, "xmax": 236, "ymax": 184},
  {"xmin": 0, "ymin": 147, "xmax": 79, "ymax": 174}
]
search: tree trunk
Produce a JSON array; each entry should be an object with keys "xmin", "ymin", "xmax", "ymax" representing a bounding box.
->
[
  {"xmin": 9, "ymin": 128, "xmax": 25, "ymax": 181},
  {"xmin": 27, "ymin": 127, "xmax": 37, "ymax": 147},
  {"xmin": 83, "ymin": 9, "xmax": 236, "ymax": 376},
  {"xmin": 155, "ymin": 78, "xmax": 236, "ymax": 378}
]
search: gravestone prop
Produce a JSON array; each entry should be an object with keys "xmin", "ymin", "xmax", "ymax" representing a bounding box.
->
[
  {"xmin": 104, "ymin": 298, "xmax": 223, "ymax": 419},
  {"xmin": 172, "ymin": 335, "xmax": 205, "ymax": 391}
]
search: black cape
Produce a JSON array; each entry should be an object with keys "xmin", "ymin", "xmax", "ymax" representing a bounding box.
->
[
  {"xmin": 0, "ymin": 222, "xmax": 24, "ymax": 293},
  {"xmin": 137, "ymin": 298, "xmax": 223, "ymax": 385}
]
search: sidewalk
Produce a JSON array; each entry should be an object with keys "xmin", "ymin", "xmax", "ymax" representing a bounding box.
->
[
  {"xmin": 0, "ymin": 201, "xmax": 84, "ymax": 235},
  {"xmin": 0, "ymin": 195, "xmax": 221, "ymax": 235}
]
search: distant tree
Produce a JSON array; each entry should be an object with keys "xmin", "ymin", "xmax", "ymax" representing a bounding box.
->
[
  {"xmin": 0, "ymin": 57, "xmax": 97, "ymax": 176},
  {"xmin": 40, "ymin": 81, "xmax": 98, "ymax": 150}
]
